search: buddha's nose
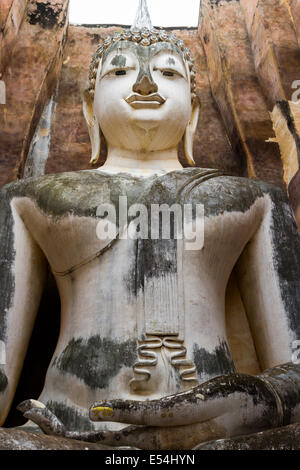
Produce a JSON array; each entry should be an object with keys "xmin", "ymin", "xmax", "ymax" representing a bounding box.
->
[{"xmin": 133, "ymin": 68, "xmax": 158, "ymax": 95}]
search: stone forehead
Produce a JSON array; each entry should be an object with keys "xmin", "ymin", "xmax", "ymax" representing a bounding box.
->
[
  {"xmin": 88, "ymin": 28, "xmax": 196, "ymax": 102},
  {"xmin": 101, "ymin": 40, "xmax": 187, "ymax": 65}
]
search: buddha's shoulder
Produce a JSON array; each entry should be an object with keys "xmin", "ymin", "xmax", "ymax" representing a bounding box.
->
[
  {"xmin": 0, "ymin": 170, "xmax": 111, "ymax": 194},
  {"xmin": 0, "ymin": 171, "xmax": 117, "ymax": 217},
  {"xmin": 0, "ymin": 168, "xmax": 288, "ymax": 214},
  {"xmin": 178, "ymin": 168, "xmax": 288, "ymax": 211}
]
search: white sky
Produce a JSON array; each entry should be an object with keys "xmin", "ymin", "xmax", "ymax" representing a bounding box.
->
[{"xmin": 69, "ymin": 0, "xmax": 201, "ymax": 27}]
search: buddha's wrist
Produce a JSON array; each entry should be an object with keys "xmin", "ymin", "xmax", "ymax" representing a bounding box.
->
[{"xmin": 258, "ymin": 363, "xmax": 300, "ymax": 426}]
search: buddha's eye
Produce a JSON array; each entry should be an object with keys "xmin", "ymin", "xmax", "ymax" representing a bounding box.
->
[
  {"xmin": 162, "ymin": 70, "xmax": 175, "ymax": 77},
  {"xmin": 115, "ymin": 70, "xmax": 127, "ymax": 76}
]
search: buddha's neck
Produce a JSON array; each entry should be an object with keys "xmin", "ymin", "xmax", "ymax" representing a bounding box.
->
[{"xmin": 99, "ymin": 146, "xmax": 182, "ymax": 176}]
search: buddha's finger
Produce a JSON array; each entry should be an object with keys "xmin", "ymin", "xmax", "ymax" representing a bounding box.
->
[
  {"xmin": 17, "ymin": 399, "xmax": 46, "ymax": 413},
  {"xmin": 63, "ymin": 425, "xmax": 144, "ymax": 447},
  {"xmin": 23, "ymin": 407, "xmax": 66, "ymax": 436}
]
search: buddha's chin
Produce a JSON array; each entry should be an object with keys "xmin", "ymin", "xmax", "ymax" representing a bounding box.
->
[{"xmin": 133, "ymin": 118, "xmax": 160, "ymax": 132}]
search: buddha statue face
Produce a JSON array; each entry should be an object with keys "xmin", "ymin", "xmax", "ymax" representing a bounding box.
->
[{"xmin": 83, "ymin": 31, "xmax": 200, "ymax": 166}]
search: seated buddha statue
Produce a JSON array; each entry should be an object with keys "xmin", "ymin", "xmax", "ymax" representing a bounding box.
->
[{"xmin": 1, "ymin": 4, "xmax": 300, "ymax": 450}]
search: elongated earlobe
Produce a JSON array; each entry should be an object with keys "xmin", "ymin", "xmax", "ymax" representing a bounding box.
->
[
  {"xmin": 82, "ymin": 90, "xmax": 101, "ymax": 164},
  {"xmin": 183, "ymin": 96, "xmax": 200, "ymax": 167}
]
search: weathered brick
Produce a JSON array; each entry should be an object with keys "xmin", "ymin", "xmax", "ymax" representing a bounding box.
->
[
  {"xmin": 200, "ymin": 0, "xmax": 284, "ymax": 186},
  {"xmin": 242, "ymin": 0, "xmax": 300, "ymax": 106},
  {"xmin": 0, "ymin": 0, "xmax": 69, "ymax": 186}
]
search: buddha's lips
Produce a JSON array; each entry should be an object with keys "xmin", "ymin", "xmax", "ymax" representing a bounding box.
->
[{"xmin": 125, "ymin": 93, "xmax": 166, "ymax": 108}]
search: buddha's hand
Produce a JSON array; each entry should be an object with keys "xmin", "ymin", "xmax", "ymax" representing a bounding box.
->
[
  {"xmin": 90, "ymin": 373, "xmax": 281, "ymax": 436},
  {"xmin": 17, "ymin": 399, "xmax": 141, "ymax": 447},
  {"xmin": 17, "ymin": 400, "xmax": 67, "ymax": 437}
]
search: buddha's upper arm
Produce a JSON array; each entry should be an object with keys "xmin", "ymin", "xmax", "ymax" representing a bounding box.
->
[
  {"xmin": 0, "ymin": 186, "xmax": 47, "ymax": 424},
  {"xmin": 235, "ymin": 183, "xmax": 300, "ymax": 371}
]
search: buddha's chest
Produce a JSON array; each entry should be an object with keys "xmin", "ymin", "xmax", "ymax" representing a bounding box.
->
[
  {"xmin": 16, "ymin": 170, "xmax": 262, "ymax": 271},
  {"xmin": 19, "ymin": 188, "xmax": 255, "ymax": 277}
]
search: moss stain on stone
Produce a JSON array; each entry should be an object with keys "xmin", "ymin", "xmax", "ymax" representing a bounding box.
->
[
  {"xmin": 193, "ymin": 340, "xmax": 236, "ymax": 380},
  {"xmin": 53, "ymin": 335, "xmax": 137, "ymax": 390},
  {"xmin": 28, "ymin": 2, "xmax": 65, "ymax": 29},
  {"xmin": 46, "ymin": 400, "xmax": 93, "ymax": 432}
]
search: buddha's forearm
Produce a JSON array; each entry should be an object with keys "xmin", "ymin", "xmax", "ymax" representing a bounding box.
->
[{"xmin": 259, "ymin": 363, "xmax": 300, "ymax": 425}]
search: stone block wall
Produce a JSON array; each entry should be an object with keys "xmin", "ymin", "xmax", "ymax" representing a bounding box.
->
[
  {"xmin": 200, "ymin": 0, "xmax": 283, "ymax": 186},
  {"xmin": 0, "ymin": 0, "xmax": 69, "ymax": 186}
]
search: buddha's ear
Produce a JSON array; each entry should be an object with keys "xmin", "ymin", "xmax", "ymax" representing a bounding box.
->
[
  {"xmin": 82, "ymin": 90, "xmax": 101, "ymax": 165},
  {"xmin": 183, "ymin": 95, "xmax": 200, "ymax": 167}
]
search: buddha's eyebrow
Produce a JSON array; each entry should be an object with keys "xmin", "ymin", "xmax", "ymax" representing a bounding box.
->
[{"xmin": 110, "ymin": 54, "xmax": 127, "ymax": 67}]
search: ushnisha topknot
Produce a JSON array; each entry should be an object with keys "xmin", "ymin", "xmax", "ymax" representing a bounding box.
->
[{"xmin": 88, "ymin": 28, "xmax": 197, "ymax": 103}]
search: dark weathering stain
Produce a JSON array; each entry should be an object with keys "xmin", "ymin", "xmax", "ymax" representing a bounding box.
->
[
  {"xmin": 262, "ymin": 181, "xmax": 300, "ymax": 340},
  {"xmin": 28, "ymin": 3, "xmax": 64, "ymax": 29},
  {"xmin": 0, "ymin": 190, "xmax": 15, "ymax": 342},
  {"xmin": 193, "ymin": 341, "xmax": 236, "ymax": 379},
  {"xmin": 87, "ymin": 33, "xmax": 102, "ymax": 45},
  {"xmin": 0, "ymin": 369, "xmax": 8, "ymax": 392},
  {"xmin": 210, "ymin": 0, "xmax": 236, "ymax": 4},
  {"xmin": 136, "ymin": 238, "xmax": 177, "ymax": 291},
  {"xmin": 46, "ymin": 401, "xmax": 93, "ymax": 432},
  {"xmin": 167, "ymin": 58, "xmax": 176, "ymax": 66},
  {"xmin": 111, "ymin": 55, "xmax": 127, "ymax": 67},
  {"xmin": 53, "ymin": 336, "xmax": 137, "ymax": 390},
  {"xmin": 260, "ymin": 363, "xmax": 300, "ymax": 426},
  {"xmin": 278, "ymin": 101, "xmax": 300, "ymax": 164}
]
